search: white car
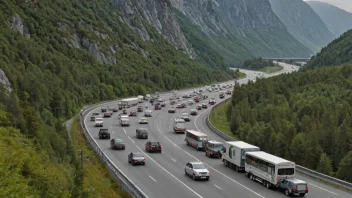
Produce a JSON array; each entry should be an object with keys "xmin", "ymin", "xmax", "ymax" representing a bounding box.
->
[
  {"xmin": 139, "ymin": 117, "xmax": 148, "ymax": 124},
  {"xmin": 94, "ymin": 118, "xmax": 103, "ymax": 127},
  {"xmin": 185, "ymin": 162, "xmax": 210, "ymax": 180}
]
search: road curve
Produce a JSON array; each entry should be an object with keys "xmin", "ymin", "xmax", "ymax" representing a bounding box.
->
[{"xmin": 83, "ymin": 64, "xmax": 351, "ymax": 198}]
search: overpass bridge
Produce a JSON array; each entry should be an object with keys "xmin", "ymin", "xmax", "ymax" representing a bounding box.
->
[{"xmin": 262, "ymin": 57, "xmax": 311, "ymax": 66}]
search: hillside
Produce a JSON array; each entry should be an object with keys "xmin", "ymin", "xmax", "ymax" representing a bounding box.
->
[
  {"xmin": 306, "ymin": 30, "xmax": 352, "ymax": 69},
  {"xmin": 0, "ymin": 0, "xmax": 239, "ymax": 196},
  {"xmin": 221, "ymin": 65, "xmax": 352, "ymax": 182},
  {"xmin": 269, "ymin": 0, "xmax": 335, "ymax": 53},
  {"xmin": 172, "ymin": 0, "xmax": 312, "ymax": 65},
  {"xmin": 306, "ymin": 1, "xmax": 352, "ymax": 38}
]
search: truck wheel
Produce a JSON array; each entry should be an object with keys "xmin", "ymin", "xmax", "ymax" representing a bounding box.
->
[
  {"xmin": 265, "ymin": 182, "xmax": 270, "ymax": 189},
  {"xmin": 235, "ymin": 166, "xmax": 239, "ymax": 172},
  {"xmin": 249, "ymin": 173, "xmax": 254, "ymax": 180},
  {"xmin": 285, "ymin": 189, "xmax": 291, "ymax": 197},
  {"xmin": 299, "ymin": 193, "xmax": 305, "ymax": 197}
]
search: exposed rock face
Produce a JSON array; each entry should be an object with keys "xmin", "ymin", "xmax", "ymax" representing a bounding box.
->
[
  {"xmin": 11, "ymin": 13, "xmax": 30, "ymax": 38},
  {"xmin": 113, "ymin": 0, "xmax": 195, "ymax": 58},
  {"xmin": 0, "ymin": 69, "xmax": 13, "ymax": 93}
]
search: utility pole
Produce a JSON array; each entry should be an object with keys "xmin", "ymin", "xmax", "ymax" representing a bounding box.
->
[{"xmin": 79, "ymin": 150, "xmax": 83, "ymax": 169}]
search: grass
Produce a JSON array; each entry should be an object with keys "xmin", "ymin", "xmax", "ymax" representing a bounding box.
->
[
  {"xmin": 259, "ymin": 65, "xmax": 283, "ymax": 73},
  {"xmin": 236, "ymin": 71, "xmax": 246, "ymax": 78},
  {"xmin": 70, "ymin": 117, "xmax": 132, "ymax": 198},
  {"xmin": 209, "ymin": 99, "xmax": 235, "ymax": 138}
]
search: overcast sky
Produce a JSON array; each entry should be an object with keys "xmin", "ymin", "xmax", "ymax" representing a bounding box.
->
[{"xmin": 306, "ymin": 0, "xmax": 352, "ymax": 12}]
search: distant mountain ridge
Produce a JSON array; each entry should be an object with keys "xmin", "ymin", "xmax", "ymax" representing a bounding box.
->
[
  {"xmin": 269, "ymin": 0, "xmax": 335, "ymax": 53},
  {"xmin": 171, "ymin": 0, "xmax": 312, "ymax": 65},
  {"xmin": 306, "ymin": 1, "xmax": 352, "ymax": 37}
]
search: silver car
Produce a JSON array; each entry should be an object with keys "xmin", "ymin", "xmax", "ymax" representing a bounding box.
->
[
  {"xmin": 278, "ymin": 178, "xmax": 308, "ymax": 197},
  {"xmin": 184, "ymin": 162, "xmax": 210, "ymax": 180}
]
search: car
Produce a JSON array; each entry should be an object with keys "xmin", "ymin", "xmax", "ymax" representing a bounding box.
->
[
  {"xmin": 101, "ymin": 108, "xmax": 107, "ymax": 112},
  {"xmin": 123, "ymin": 109, "xmax": 128, "ymax": 114},
  {"xmin": 278, "ymin": 178, "xmax": 308, "ymax": 197},
  {"xmin": 144, "ymin": 110, "xmax": 152, "ymax": 117},
  {"xmin": 94, "ymin": 117, "xmax": 103, "ymax": 127},
  {"xmin": 150, "ymin": 98, "xmax": 155, "ymax": 103},
  {"xmin": 155, "ymin": 103, "xmax": 161, "ymax": 110},
  {"xmin": 137, "ymin": 106, "xmax": 144, "ymax": 112},
  {"xmin": 128, "ymin": 152, "xmax": 146, "ymax": 165},
  {"xmin": 226, "ymin": 90, "xmax": 231, "ymax": 95},
  {"xmin": 204, "ymin": 140, "xmax": 224, "ymax": 158},
  {"xmin": 181, "ymin": 103, "xmax": 186, "ymax": 108},
  {"xmin": 129, "ymin": 111, "xmax": 138, "ymax": 116},
  {"xmin": 120, "ymin": 116, "xmax": 130, "ymax": 126},
  {"xmin": 136, "ymin": 128, "xmax": 148, "ymax": 139},
  {"xmin": 194, "ymin": 97, "xmax": 199, "ymax": 103},
  {"xmin": 110, "ymin": 138, "xmax": 125, "ymax": 150},
  {"xmin": 209, "ymin": 98, "xmax": 216, "ymax": 105},
  {"xmin": 161, "ymin": 102, "xmax": 166, "ymax": 107},
  {"xmin": 219, "ymin": 92, "xmax": 225, "ymax": 99},
  {"xmin": 176, "ymin": 104, "xmax": 182, "ymax": 108},
  {"xmin": 168, "ymin": 107, "xmax": 176, "ymax": 113},
  {"xmin": 184, "ymin": 162, "xmax": 210, "ymax": 181},
  {"xmin": 188, "ymin": 100, "xmax": 194, "ymax": 105},
  {"xmin": 104, "ymin": 111, "xmax": 113, "ymax": 118},
  {"xmin": 181, "ymin": 113, "xmax": 190, "ymax": 122},
  {"xmin": 139, "ymin": 117, "xmax": 148, "ymax": 124},
  {"xmin": 98, "ymin": 128, "xmax": 110, "ymax": 139},
  {"xmin": 91, "ymin": 112, "xmax": 100, "ymax": 121},
  {"xmin": 201, "ymin": 103, "xmax": 208, "ymax": 109},
  {"xmin": 196, "ymin": 105, "xmax": 202, "ymax": 110},
  {"xmin": 145, "ymin": 141, "xmax": 162, "ymax": 153},
  {"xmin": 111, "ymin": 106, "xmax": 119, "ymax": 112},
  {"xmin": 170, "ymin": 100, "xmax": 176, "ymax": 105},
  {"xmin": 190, "ymin": 109, "xmax": 197, "ymax": 116}
]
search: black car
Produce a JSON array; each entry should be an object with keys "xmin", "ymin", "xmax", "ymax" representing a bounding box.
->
[
  {"xmin": 129, "ymin": 111, "xmax": 138, "ymax": 116},
  {"xmin": 190, "ymin": 109, "xmax": 197, "ymax": 116},
  {"xmin": 99, "ymin": 128, "xmax": 110, "ymax": 139},
  {"xmin": 226, "ymin": 90, "xmax": 231, "ymax": 95},
  {"xmin": 145, "ymin": 141, "xmax": 162, "ymax": 153},
  {"xmin": 128, "ymin": 152, "xmax": 146, "ymax": 165},
  {"xmin": 101, "ymin": 108, "xmax": 107, "ymax": 112},
  {"xmin": 168, "ymin": 107, "xmax": 176, "ymax": 113},
  {"xmin": 136, "ymin": 128, "xmax": 148, "ymax": 139},
  {"xmin": 161, "ymin": 102, "xmax": 166, "ymax": 107},
  {"xmin": 202, "ymin": 103, "xmax": 208, "ymax": 109}
]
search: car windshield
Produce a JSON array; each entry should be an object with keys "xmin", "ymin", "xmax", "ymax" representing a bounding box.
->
[
  {"xmin": 213, "ymin": 144, "xmax": 224, "ymax": 150},
  {"xmin": 150, "ymin": 142, "xmax": 160, "ymax": 146},
  {"xmin": 182, "ymin": 113, "xmax": 189, "ymax": 116},
  {"xmin": 133, "ymin": 153, "xmax": 143, "ymax": 157},
  {"xmin": 96, "ymin": 118, "xmax": 103, "ymax": 121},
  {"xmin": 115, "ymin": 139, "xmax": 123, "ymax": 143},
  {"xmin": 141, "ymin": 118, "xmax": 147, "ymax": 120},
  {"xmin": 121, "ymin": 119, "xmax": 129, "ymax": 121},
  {"xmin": 138, "ymin": 128, "xmax": 147, "ymax": 133},
  {"xmin": 193, "ymin": 163, "xmax": 206, "ymax": 169},
  {"xmin": 100, "ymin": 129, "xmax": 108, "ymax": 132}
]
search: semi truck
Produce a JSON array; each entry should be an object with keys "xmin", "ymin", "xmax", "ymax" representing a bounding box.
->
[
  {"xmin": 222, "ymin": 141, "xmax": 260, "ymax": 172},
  {"xmin": 119, "ymin": 98, "xmax": 139, "ymax": 108}
]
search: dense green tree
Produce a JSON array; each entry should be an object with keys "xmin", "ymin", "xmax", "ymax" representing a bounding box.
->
[
  {"xmin": 337, "ymin": 150, "xmax": 352, "ymax": 182},
  {"xmin": 316, "ymin": 153, "xmax": 333, "ymax": 176}
]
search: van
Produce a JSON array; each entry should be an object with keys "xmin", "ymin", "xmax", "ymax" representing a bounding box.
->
[{"xmin": 120, "ymin": 116, "xmax": 130, "ymax": 126}]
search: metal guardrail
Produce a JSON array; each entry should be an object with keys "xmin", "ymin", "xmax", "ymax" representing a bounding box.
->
[
  {"xmin": 80, "ymin": 100, "xmax": 149, "ymax": 198},
  {"xmin": 206, "ymin": 98, "xmax": 352, "ymax": 191}
]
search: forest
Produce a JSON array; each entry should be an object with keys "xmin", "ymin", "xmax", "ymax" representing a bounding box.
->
[
  {"xmin": 227, "ymin": 65, "xmax": 352, "ymax": 182},
  {"xmin": 0, "ymin": 0, "xmax": 240, "ymax": 196},
  {"xmin": 240, "ymin": 58, "xmax": 276, "ymax": 70}
]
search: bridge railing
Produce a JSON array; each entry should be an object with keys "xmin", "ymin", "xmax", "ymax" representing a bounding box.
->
[{"xmin": 206, "ymin": 97, "xmax": 352, "ymax": 191}]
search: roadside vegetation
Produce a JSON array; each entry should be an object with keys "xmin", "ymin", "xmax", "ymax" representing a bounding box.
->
[
  {"xmin": 210, "ymin": 65, "xmax": 352, "ymax": 182},
  {"xmin": 259, "ymin": 65, "xmax": 283, "ymax": 73},
  {"xmin": 70, "ymin": 117, "xmax": 131, "ymax": 198},
  {"xmin": 240, "ymin": 57, "xmax": 277, "ymax": 70}
]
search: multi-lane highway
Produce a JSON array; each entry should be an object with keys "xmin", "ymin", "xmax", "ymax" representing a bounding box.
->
[{"xmin": 83, "ymin": 64, "xmax": 351, "ymax": 198}]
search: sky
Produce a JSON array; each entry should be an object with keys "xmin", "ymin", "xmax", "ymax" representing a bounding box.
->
[{"xmin": 306, "ymin": 0, "xmax": 352, "ymax": 12}]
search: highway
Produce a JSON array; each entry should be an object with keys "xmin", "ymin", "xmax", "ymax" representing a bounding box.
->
[{"xmin": 83, "ymin": 64, "xmax": 351, "ymax": 198}]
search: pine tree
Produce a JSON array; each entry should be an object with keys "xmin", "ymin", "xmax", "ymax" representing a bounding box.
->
[
  {"xmin": 316, "ymin": 153, "xmax": 333, "ymax": 176},
  {"xmin": 337, "ymin": 150, "xmax": 352, "ymax": 182}
]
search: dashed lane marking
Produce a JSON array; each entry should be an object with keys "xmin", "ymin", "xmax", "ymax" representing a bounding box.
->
[
  {"xmin": 214, "ymin": 184, "xmax": 222, "ymax": 190},
  {"xmin": 309, "ymin": 183, "xmax": 338, "ymax": 195},
  {"xmin": 128, "ymin": 136, "xmax": 135, "ymax": 144},
  {"xmin": 149, "ymin": 175, "xmax": 157, "ymax": 182}
]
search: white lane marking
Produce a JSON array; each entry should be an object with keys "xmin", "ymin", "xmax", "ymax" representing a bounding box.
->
[
  {"xmin": 112, "ymin": 131, "xmax": 115, "ymax": 134},
  {"xmin": 309, "ymin": 183, "xmax": 338, "ymax": 195},
  {"xmin": 123, "ymin": 128, "xmax": 127, "ymax": 134},
  {"xmin": 149, "ymin": 175, "xmax": 157, "ymax": 182},
  {"xmin": 214, "ymin": 184, "xmax": 222, "ymax": 190},
  {"xmin": 136, "ymin": 146, "xmax": 203, "ymax": 198},
  {"xmin": 155, "ymin": 113, "xmax": 265, "ymax": 198},
  {"xmin": 170, "ymin": 158, "xmax": 176, "ymax": 162},
  {"xmin": 128, "ymin": 136, "xmax": 135, "ymax": 144},
  {"xmin": 194, "ymin": 107, "xmax": 210, "ymax": 131}
]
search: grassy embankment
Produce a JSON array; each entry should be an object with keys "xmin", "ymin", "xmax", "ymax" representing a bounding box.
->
[
  {"xmin": 70, "ymin": 117, "xmax": 132, "ymax": 198},
  {"xmin": 209, "ymin": 100, "xmax": 234, "ymax": 138},
  {"xmin": 260, "ymin": 65, "xmax": 283, "ymax": 73}
]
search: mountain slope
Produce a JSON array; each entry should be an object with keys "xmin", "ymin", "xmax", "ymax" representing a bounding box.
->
[
  {"xmin": 306, "ymin": 1, "xmax": 352, "ymax": 37},
  {"xmin": 0, "ymin": 0, "xmax": 238, "ymax": 196},
  {"xmin": 306, "ymin": 30, "xmax": 352, "ymax": 69},
  {"xmin": 172, "ymin": 0, "xmax": 312, "ymax": 65},
  {"xmin": 269, "ymin": 0, "xmax": 335, "ymax": 53}
]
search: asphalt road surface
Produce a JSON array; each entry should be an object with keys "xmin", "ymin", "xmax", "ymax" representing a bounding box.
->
[{"xmin": 83, "ymin": 64, "xmax": 351, "ymax": 198}]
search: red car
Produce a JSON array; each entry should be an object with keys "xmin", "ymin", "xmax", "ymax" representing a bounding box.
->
[
  {"xmin": 110, "ymin": 139, "xmax": 125, "ymax": 150},
  {"xmin": 145, "ymin": 141, "xmax": 162, "ymax": 153},
  {"xmin": 194, "ymin": 98, "xmax": 199, "ymax": 103}
]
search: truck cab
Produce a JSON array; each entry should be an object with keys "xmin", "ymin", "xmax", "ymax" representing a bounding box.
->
[{"xmin": 205, "ymin": 140, "xmax": 224, "ymax": 158}]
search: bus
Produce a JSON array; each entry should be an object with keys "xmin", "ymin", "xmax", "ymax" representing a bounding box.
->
[
  {"xmin": 184, "ymin": 130, "xmax": 210, "ymax": 150},
  {"xmin": 245, "ymin": 151, "xmax": 295, "ymax": 188}
]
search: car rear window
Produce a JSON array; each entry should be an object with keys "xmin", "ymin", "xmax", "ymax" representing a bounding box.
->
[
  {"xmin": 151, "ymin": 142, "xmax": 160, "ymax": 146},
  {"xmin": 138, "ymin": 129, "xmax": 148, "ymax": 133},
  {"xmin": 133, "ymin": 153, "xmax": 143, "ymax": 157},
  {"xmin": 101, "ymin": 129, "xmax": 109, "ymax": 132}
]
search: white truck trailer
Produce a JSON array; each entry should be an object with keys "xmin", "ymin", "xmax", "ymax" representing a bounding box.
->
[
  {"xmin": 138, "ymin": 95, "xmax": 143, "ymax": 103},
  {"xmin": 119, "ymin": 98, "xmax": 139, "ymax": 108},
  {"xmin": 245, "ymin": 151, "xmax": 296, "ymax": 188},
  {"xmin": 222, "ymin": 141, "xmax": 260, "ymax": 172}
]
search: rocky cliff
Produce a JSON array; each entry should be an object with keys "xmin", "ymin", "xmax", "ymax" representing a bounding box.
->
[
  {"xmin": 171, "ymin": 0, "xmax": 312, "ymax": 65},
  {"xmin": 113, "ymin": 0, "xmax": 195, "ymax": 58},
  {"xmin": 269, "ymin": 0, "xmax": 335, "ymax": 53}
]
